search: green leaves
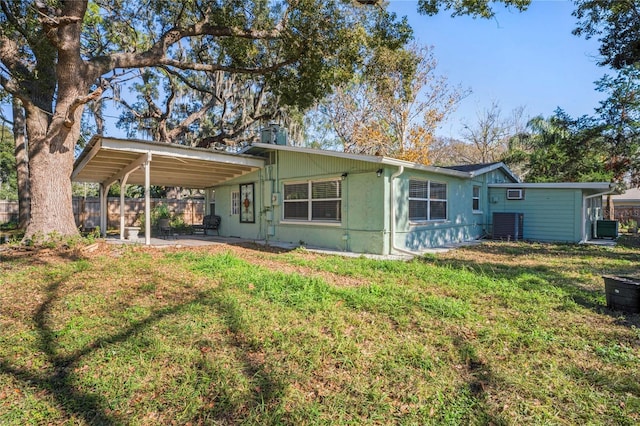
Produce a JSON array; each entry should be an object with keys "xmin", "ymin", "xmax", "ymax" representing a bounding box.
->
[
  {"xmin": 417, "ymin": 0, "xmax": 531, "ymax": 18},
  {"xmin": 573, "ymin": 0, "xmax": 640, "ymax": 69},
  {"xmin": 507, "ymin": 109, "xmax": 612, "ymax": 183}
]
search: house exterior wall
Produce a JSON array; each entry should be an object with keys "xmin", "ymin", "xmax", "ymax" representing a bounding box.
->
[
  {"xmin": 488, "ymin": 187, "xmax": 583, "ymax": 242},
  {"xmin": 210, "ymin": 150, "xmax": 526, "ymax": 254},
  {"xmin": 391, "ymin": 170, "xmax": 483, "ymax": 250},
  {"xmin": 211, "ymin": 150, "xmax": 387, "ymax": 253}
]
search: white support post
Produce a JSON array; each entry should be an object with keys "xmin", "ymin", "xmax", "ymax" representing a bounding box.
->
[
  {"xmin": 144, "ymin": 158, "xmax": 151, "ymax": 245},
  {"xmin": 99, "ymin": 184, "xmax": 106, "ymax": 237},
  {"xmin": 119, "ymin": 179, "xmax": 127, "ymax": 240}
]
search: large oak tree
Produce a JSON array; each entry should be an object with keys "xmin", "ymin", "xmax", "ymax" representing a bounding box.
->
[{"xmin": 0, "ymin": 0, "xmax": 409, "ymax": 241}]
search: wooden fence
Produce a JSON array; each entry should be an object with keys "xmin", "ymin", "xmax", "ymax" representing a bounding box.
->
[
  {"xmin": 613, "ymin": 206, "xmax": 640, "ymax": 224},
  {"xmin": 1, "ymin": 198, "xmax": 205, "ymax": 230},
  {"xmin": 0, "ymin": 200, "xmax": 18, "ymax": 224}
]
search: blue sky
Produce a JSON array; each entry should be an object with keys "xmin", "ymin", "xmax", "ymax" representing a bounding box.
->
[{"xmin": 387, "ymin": 0, "xmax": 608, "ymax": 139}]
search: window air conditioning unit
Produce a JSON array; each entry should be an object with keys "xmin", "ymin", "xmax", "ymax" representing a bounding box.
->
[{"xmin": 506, "ymin": 188, "xmax": 524, "ymax": 200}]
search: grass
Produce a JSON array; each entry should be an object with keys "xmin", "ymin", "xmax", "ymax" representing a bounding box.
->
[{"xmin": 1, "ymin": 240, "xmax": 639, "ymax": 425}]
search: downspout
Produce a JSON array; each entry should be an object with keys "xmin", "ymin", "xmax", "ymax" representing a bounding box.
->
[
  {"xmin": 389, "ymin": 166, "xmax": 418, "ymax": 256},
  {"xmin": 581, "ymin": 186, "xmax": 616, "ymax": 243}
]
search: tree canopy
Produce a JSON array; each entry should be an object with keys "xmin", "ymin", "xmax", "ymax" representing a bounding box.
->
[
  {"xmin": 310, "ymin": 44, "xmax": 466, "ymax": 164},
  {"xmin": 505, "ymin": 109, "xmax": 611, "ymax": 183},
  {"xmin": 573, "ymin": 0, "xmax": 640, "ymax": 69},
  {"xmin": 417, "ymin": 0, "xmax": 531, "ymax": 18},
  {"xmin": 0, "ymin": 0, "xmax": 411, "ymax": 240}
]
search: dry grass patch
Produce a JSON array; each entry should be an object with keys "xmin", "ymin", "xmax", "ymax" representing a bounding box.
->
[{"xmin": 1, "ymin": 240, "xmax": 639, "ymax": 425}]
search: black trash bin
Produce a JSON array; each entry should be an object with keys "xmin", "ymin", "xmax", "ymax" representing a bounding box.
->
[{"xmin": 603, "ymin": 276, "xmax": 640, "ymax": 313}]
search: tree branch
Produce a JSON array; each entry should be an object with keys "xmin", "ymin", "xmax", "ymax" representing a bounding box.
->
[
  {"xmin": 63, "ymin": 79, "xmax": 109, "ymax": 128},
  {"xmin": 0, "ymin": 1, "xmax": 31, "ymax": 42},
  {"xmin": 88, "ymin": 17, "xmax": 296, "ymax": 78}
]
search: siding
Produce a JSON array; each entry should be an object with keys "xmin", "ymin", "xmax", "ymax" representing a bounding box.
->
[
  {"xmin": 210, "ymin": 150, "xmax": 524, "ymax": 253},
  {"xmin": 488, "ymin": 187, "xmax": 582, "ymax": 242}
]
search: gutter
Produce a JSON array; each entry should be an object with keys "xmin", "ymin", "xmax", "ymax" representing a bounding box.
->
[
  {"xmin": 389, "ymin": 166, "xmax": 419, "ymax": 257},
  {"xmin": 581, "ymin": 185, "xmax": 616, "ymax": 242}
]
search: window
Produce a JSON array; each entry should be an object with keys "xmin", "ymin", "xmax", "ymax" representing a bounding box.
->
[
  {"xmin": 283, "ymin": 179, "xmax": 342, "ymax": 222},
  {"xmin": 231, "ymin": 190, "xmax": 240, "ymax": 215},
  {"xmin": 409, "ymin": 180, "xmax": 447, "ymax": 221},
  {"xmin": 472, "ymin": 185, "xmax": 481, "ymax": 211}
]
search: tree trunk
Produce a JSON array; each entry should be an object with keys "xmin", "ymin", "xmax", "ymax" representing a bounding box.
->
[
  {"xmin": 23, "ymin": 105, "xmax": 80, "ymax": 240},
  {"xmin": 12, "ymin": 99, "xmax": 29, "ymax": 230},
  {"xmin": 607, "ymin": 194, "xmax": 615, "ymax": 220},
  {"xmin": 21, "ymin": 0, "xmax": 90, "ymax": 242}
]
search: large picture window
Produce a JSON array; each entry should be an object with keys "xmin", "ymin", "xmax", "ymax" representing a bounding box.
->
[
  {"xmin": 409, "ymin": 180, "xmax": 447, "ymax": 221},
  {"xmin": 283, "ymin": 179, "xmax": 342, "ymax": 222}
]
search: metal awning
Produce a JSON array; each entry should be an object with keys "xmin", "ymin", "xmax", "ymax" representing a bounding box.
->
[
  {"xmin": 73, "ymin": 136, "xmax": 264, "ymax": 188},
  {"xmin": 72, "ymin": 136, "xmax": 265, "ymax": 245}
]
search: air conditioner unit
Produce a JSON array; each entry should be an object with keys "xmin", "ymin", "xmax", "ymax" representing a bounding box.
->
[
  {"xmin": 492, "ymin": 212, "xmax": 524, "ymax": 240},
  {"xmin": 506, "ymin": 188, "xmax": 524, "ymax": 200}
]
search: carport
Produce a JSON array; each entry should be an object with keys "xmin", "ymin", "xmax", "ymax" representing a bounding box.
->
[{"xmin": 72, "ymin": 136, "xmax": 265, "ymax": 245}]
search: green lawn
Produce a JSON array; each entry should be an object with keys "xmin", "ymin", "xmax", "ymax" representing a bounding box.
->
[{"xmin": 1, "ymin": 240, "xmax": 639, "ymax": 425}]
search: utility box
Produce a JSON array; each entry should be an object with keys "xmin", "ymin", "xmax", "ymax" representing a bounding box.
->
[
  {"xmin": 603, "ymin": 276, "xmax": 640, "ymax": 313},
  {"xmin": 596, "ymin": 220, "xmax": 618, "ymax": 239},
  {"xmin": 492, "ymin": 212, "xmax": 524, "ymax": 241}
]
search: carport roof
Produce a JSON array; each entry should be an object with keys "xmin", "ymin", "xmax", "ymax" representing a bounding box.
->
[{"xmin": 72, "ymin": 136, "xmax": 265, "ymax": 189}]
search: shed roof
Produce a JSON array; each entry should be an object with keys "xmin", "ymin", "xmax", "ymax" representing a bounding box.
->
[{"xmin": 612, "ymin": 187, "xmax": 640, "ymax": 201}]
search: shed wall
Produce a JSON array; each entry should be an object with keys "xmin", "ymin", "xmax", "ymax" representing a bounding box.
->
[{"xmin": 488, "ymin": 187, "xmax": 582, "ymax": 242}]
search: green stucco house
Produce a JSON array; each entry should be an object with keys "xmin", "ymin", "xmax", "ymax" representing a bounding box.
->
[
  {"xmin": 203, "ymin": 143, "xmax": 615, "ymax": 254},
  {"xmin": 72, "ymin": 137, "xmax": 616, "ymax": 252}
]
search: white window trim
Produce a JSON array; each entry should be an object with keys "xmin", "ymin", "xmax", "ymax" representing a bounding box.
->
[
  {"xmin": 506, "ymin": 188, "xmax": 524, "ymax": 200},
  {"xmin": 408, "ymin": 179, "xmax": 448, "ymax": 223},
  {"xmin": 472, "ymin": 185, "xmax": 482, "ymax": 213},
  {"xmin": 282, "ymin": 178, "xmax": 342, "ymax": 223},
  {"xmin": 231, "ymin": 190, "xmax": 240, "ymax": 215}
]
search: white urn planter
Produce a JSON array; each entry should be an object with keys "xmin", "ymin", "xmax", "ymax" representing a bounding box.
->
[{"xmin": 124, "ymin": 226, "xmax": 141, "ymax": 240}]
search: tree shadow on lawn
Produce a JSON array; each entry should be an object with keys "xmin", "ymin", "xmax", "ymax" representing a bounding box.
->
[
  {"xmin": 192, "ymin": 292, "xmax": 287, "ymax": 423},
  {"xmin": 449, "ymin": 330, "xmax": 508, "ymax": 425},
  {"xmin": 0, "ymin": 257, "xmax": 284, "ymax": 424},
  {"xmin": 466, "ymin": 241, "xmax": 640, "ymax": 266},
  {"xmin": 420, "ymin": 248, "xmax": 640, "ymax": 329}
]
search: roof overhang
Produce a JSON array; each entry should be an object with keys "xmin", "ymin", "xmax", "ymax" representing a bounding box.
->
[
  {"xmin": 242, "ymin": 143, "xmax": 471, "ymax": 178},
  {"xmin": 72, "ymin": 136, "xmax": 265, "ymax": 189},
  {"xmin": 489, "ymin": 182, "xmax": 614, "ymax": 190}
]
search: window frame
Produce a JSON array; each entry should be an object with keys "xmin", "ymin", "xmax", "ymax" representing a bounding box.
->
[
  {"xmin": 282, "ymin": 178, "xmax": 342, "ymax": 224},
  {"xmin": 231, "ymin": 190, "xmax": 240, "ymax": 215},
  {"xmin": 472, "ymin": 185, "xmax": 481, "ymax": 212},
  {"xmin": 408, "ymin": 179, "xmax": 448, "ymax": 222},
  {"xmin": 506, "ymin": 188, "xmax": 524, "ymax": 200}
]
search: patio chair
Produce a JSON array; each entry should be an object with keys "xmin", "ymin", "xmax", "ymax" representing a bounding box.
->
[{"xmin": 203, "ymin": 214, "xmax": 221, "ymax": 236}]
